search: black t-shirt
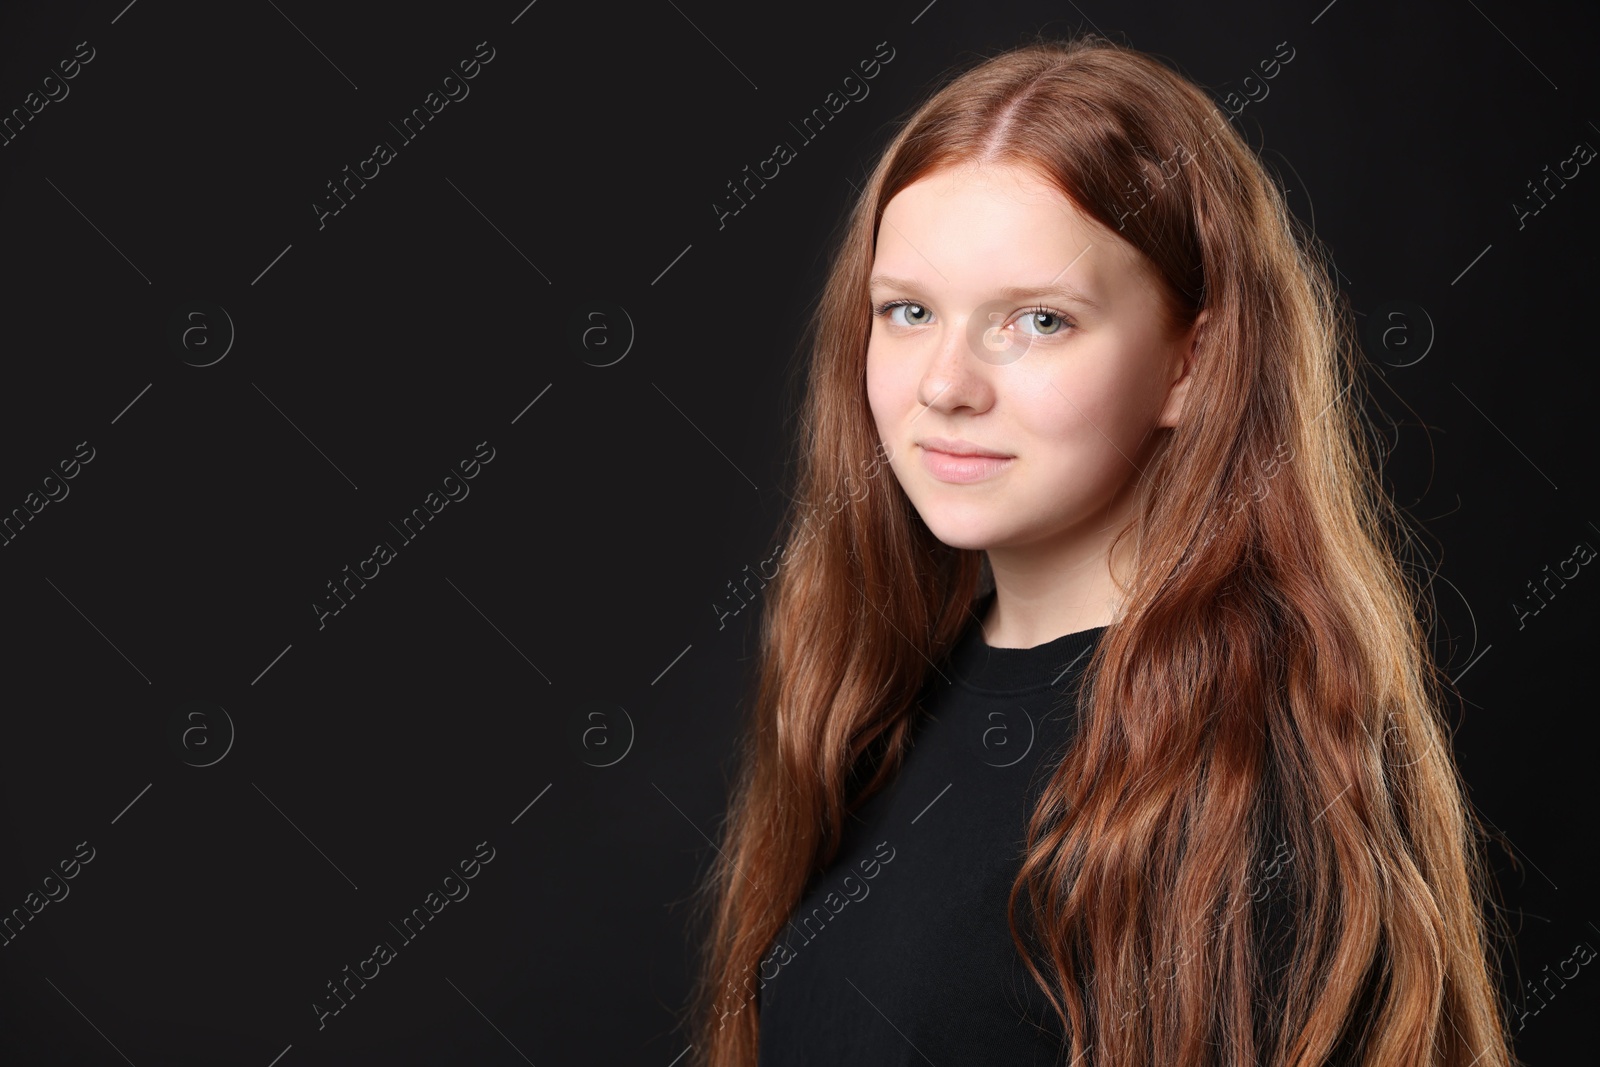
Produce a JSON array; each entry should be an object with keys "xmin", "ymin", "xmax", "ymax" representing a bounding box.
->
[{"xmin": 755, "ymin": 598, "xmax": 1295, "ymax": 1065}]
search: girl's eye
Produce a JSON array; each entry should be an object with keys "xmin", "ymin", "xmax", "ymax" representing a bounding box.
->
[
  {"xmin": 873, "ymin": 299, "xmax": 1074, "ymax": 338},
  {"xmin": 873, "ymin": 299, "xmax": 933, "ymax": 326},
  {"xmin": 1015, "ymin": 307, "xmax": 1071, "ymax": 336}
]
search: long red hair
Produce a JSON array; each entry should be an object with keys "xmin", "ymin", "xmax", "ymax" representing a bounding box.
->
[{"xmin": 684, "ymin": 32, "xmax": 1516, "ymax": 1067}]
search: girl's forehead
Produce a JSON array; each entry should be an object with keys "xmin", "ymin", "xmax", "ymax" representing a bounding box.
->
[
  {"xmin": 880, "ymin": 164, "xmax": 1132, "ymax": 255},
  {"xmin": 873, "ymin": 179, "xmax": 1144, "ymax": 297}
]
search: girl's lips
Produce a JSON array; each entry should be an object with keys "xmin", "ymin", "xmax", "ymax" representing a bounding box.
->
[{"xmin": 919, "ymin": 446, "xmax": 1015, "ymax": 483}]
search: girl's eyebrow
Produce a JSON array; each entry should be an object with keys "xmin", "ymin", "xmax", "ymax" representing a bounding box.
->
[
  {"xmin": 866, "ymin": 274, "xmax": 926, "ymax": 294},
  {"xmin": 867, "ymin": 274, "xmax": 1104, "ymax": 312},
  {"xmin": 996, "ymin": 283, "xmax": 1104, "ymax": 312}
]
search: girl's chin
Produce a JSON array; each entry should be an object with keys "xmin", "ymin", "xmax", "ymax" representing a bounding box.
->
[{"xmin": 917, "ymin": 515, "xmax": 1012, "ymax": 552}]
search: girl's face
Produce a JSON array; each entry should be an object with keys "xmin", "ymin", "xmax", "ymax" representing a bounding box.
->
[{"xmin": 865, "ymin": 163, "xmax": 1203, "ymax": 558}]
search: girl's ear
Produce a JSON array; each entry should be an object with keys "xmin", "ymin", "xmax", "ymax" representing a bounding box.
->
[{"xmin": 1157, "ymin": 308, "xmax": 1207, "ymax": 428}]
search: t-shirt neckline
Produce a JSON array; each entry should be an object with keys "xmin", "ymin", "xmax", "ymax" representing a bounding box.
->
[{"xmin": 949, "ymin": 592, "xmax": 1107, "ymax": 695}]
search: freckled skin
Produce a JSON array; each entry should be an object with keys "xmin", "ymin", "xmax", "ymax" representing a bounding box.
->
[{"xmin": 865, "ymin": 163, "xmax": 1206, "ymax": 645}]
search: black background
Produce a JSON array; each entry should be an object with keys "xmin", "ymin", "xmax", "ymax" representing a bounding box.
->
[{"xmin": 0, "ymin": 0, "xmax": 1594, "ymax": 1063}]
